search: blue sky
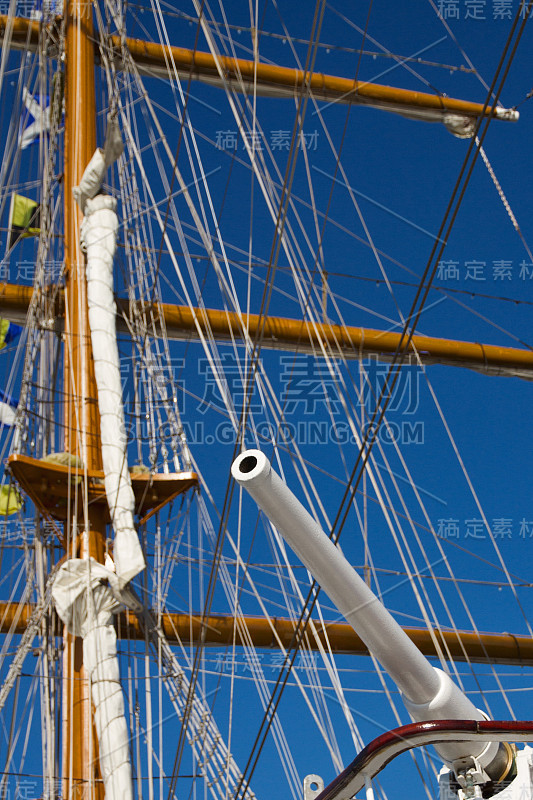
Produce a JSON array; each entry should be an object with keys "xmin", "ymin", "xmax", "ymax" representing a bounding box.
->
[
  {"xmin": 150, "ymin": 4, "xmax": 533, "ymax": 796},
  {"xmin": 1, "ymin": 1, "xmax": 533, "ymax": 799}
]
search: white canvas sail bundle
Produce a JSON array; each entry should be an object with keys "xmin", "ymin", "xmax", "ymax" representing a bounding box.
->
[
  {"xmin": 51, "ymin": 146, "xmax": 142, "ymax": 799},
  {"xmin": 81, "ymin": 190, "xmax": 145, "ymax": 585},
  {"xmin": 52, "ymin": 559, "xmax": 133, "ymax": 799}
]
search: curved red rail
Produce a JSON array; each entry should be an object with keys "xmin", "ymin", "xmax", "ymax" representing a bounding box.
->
[{"xmin": 316, "ymin": 719, "xmax": 533, "ymax": 800}]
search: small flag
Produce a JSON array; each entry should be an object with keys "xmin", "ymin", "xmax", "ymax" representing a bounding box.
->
[
  {"xmin": 8, "ymin": 194, "xmax": 40, "ymax": 249},
  {"xmin": 0, "ymin": 388, "xmax": 18, "ymax": 427},
  {"xmin": 0, "ymin": 485, "xmax": 22, "ymax": 516},
  {"xmin": 0, "ymin": 320, "xmax": 22, "ymax": 350},
  {"xmin": 19, "ymin": 88, "xmax": 50, "ymax": 150},
  {"xmin": 0, "ymin": 404, "xmax": 16, "ymax": 427},
  {"xmin": 0, "ymin": 389, "xmax": 18, "ymax": 407}
]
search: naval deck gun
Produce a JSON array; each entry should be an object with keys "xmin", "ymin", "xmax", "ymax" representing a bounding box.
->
[{"xmin": 231, "ymin": 450, "xmax": 527, "ymax": 800}]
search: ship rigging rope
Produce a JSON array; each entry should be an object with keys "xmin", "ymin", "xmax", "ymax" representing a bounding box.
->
[
  {"xmin": 154, "ymin": 150, "xmax": 533, "ymax": 347},
  {"xmin": 96, "ymin": 3, "xmax": 270, "ymax": 794},
  {"xmin": 327, "ymin": 331, "xmax": 523, "ymax": 712},
  {"xmin": 115, "ymin": 13, "xmax": 250, "ymax": 441},
  {"xmin": 204, "ymin": 0, "xmax": 454, "ymax": 494},
  {"xmin": 428, "ymin": 0, "xmax": 494, "ymax": 98},
  {"xmin": 162, "ymin": 0, "xmax": 338, "ymax": 792},
  {"xmin": 170, "ymin": 1, "xmax": 360, "ymax": 792},
  {"xmin": 98, "ymin": 0, "xmax": 528, "ymax": 788},
  {"xmin": 150, "ymin": 0, "xmax": 386, "ymax": 788},
  {"xmin": 476, "ymin": 135, "xmax": 533, "ymax": 264},
  {"xmin": 356, "ymin": 355, "xmax": 518, "ymax": 715},
  {"xmin": 308, "ymin": 1, "xmax": 527, "ymax": 720},
  {"xmin": 144, "ymin": 5, "xmax": 473, "ymax": 72},
  {"xmin": 215, "ymin": 5, "xmax": 533, "ymax": 796},
  {"xmin": 4, "ymin": 1, "xmax": 520, "ymax": 792},
  {"xmin": 215, "ymin": 2, "xmax": 376, "ymax": 531},
  {"xmin": 157, "ymin": 537, "xmax": 533, "ymax": 593},
  {"xmin": 125, "ymin": 75, "xmax": 533, "ymax": 361},
  {"xmin": 155, "ymin": 216, "xmax": 533, "ymax": 358},
  {"xmin": 229, "ymin": 1, "xmax": 448, "ymax": 792},
  {"xmin": 325, "ymin": 1, "xmax": 449, "ymax": 102},
  {"xmin": 327, "ymin": 0, "xmax": 533, "ymax": 604},
  {"xmin": 0, "ymin": 561, "xmax": 57, "ymax": 717},
  {"xmin": 414, "ymin": 373, "xmax": 522, "ymax": 718}
]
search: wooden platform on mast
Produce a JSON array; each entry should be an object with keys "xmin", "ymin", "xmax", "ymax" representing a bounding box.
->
[{"xmin": 7, "ymin": 454, "xmax": 198, "ymax": 524}]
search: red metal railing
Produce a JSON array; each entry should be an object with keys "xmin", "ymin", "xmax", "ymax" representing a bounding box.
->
[{"xmin": 316, "ymin": 720, "xmax": 533, "ymax": 800}]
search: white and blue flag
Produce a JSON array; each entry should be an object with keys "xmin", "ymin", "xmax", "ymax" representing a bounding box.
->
[{"xmin": 19, "ymin": 88, "xmax": 51, "ymax": 150}]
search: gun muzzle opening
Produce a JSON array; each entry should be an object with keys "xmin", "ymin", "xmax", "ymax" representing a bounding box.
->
[{"xmin": 237, "ymin": 455, "xmax": 258, "ymax": 474}]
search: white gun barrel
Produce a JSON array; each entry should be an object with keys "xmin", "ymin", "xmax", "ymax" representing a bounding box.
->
[{"xmin": 232, "ymin": 450, "xmax": 507, "ymax": 774}]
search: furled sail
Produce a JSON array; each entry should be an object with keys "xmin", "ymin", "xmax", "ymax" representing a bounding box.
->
[
  {"xmin": 81, "ymin": 187, "xmax": 145, "ymax": 585},
  {"xmin": 51, "ymin": 143, "xmax": 141, "ymax": 799},
  {"xmin": 52, "ymin": 559, "xmax": 133, "ymax": 799},
  {"xmin": 74, "ymin": 144, "xmax": 144, "ymax": 586}
]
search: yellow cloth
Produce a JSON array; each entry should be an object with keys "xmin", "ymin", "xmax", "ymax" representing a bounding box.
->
[{"xmin": 0, "ymin": 485, "xmax": 22, "ymax": 516}]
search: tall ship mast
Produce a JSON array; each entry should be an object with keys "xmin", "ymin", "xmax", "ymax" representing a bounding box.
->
[{"xmin": 0, "ymin": 2, "xmax": 531, "ymax": 798}]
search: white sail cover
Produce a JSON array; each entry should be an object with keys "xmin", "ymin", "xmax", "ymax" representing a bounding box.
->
[
  {"xmin": 51, "ymin": 148, "xmax": 143, "ymax": 800},
  {"xmin": 72, "ymin": 149, "xmax": 107, "ymax": 213},
  {"xmin": 82, "ymin": 192, "xmax": 145, "ymax": 586},
  {"xmin": 73, "ymin": 127, "xmax": 124, "ymax": 212},
  {"xmin": 52, "ymin": 559, "xmax": 133, "ymax": 799}
]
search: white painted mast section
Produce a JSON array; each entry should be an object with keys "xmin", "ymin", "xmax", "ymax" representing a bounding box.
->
[{"xmin": 231, "ymin": 450, "xmax": 500, "ymax": 769}]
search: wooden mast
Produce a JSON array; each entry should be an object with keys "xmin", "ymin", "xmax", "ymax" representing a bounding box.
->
[{"xmin": 62, "ymin": 0, "xmax": 105, "ymax": 793}]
